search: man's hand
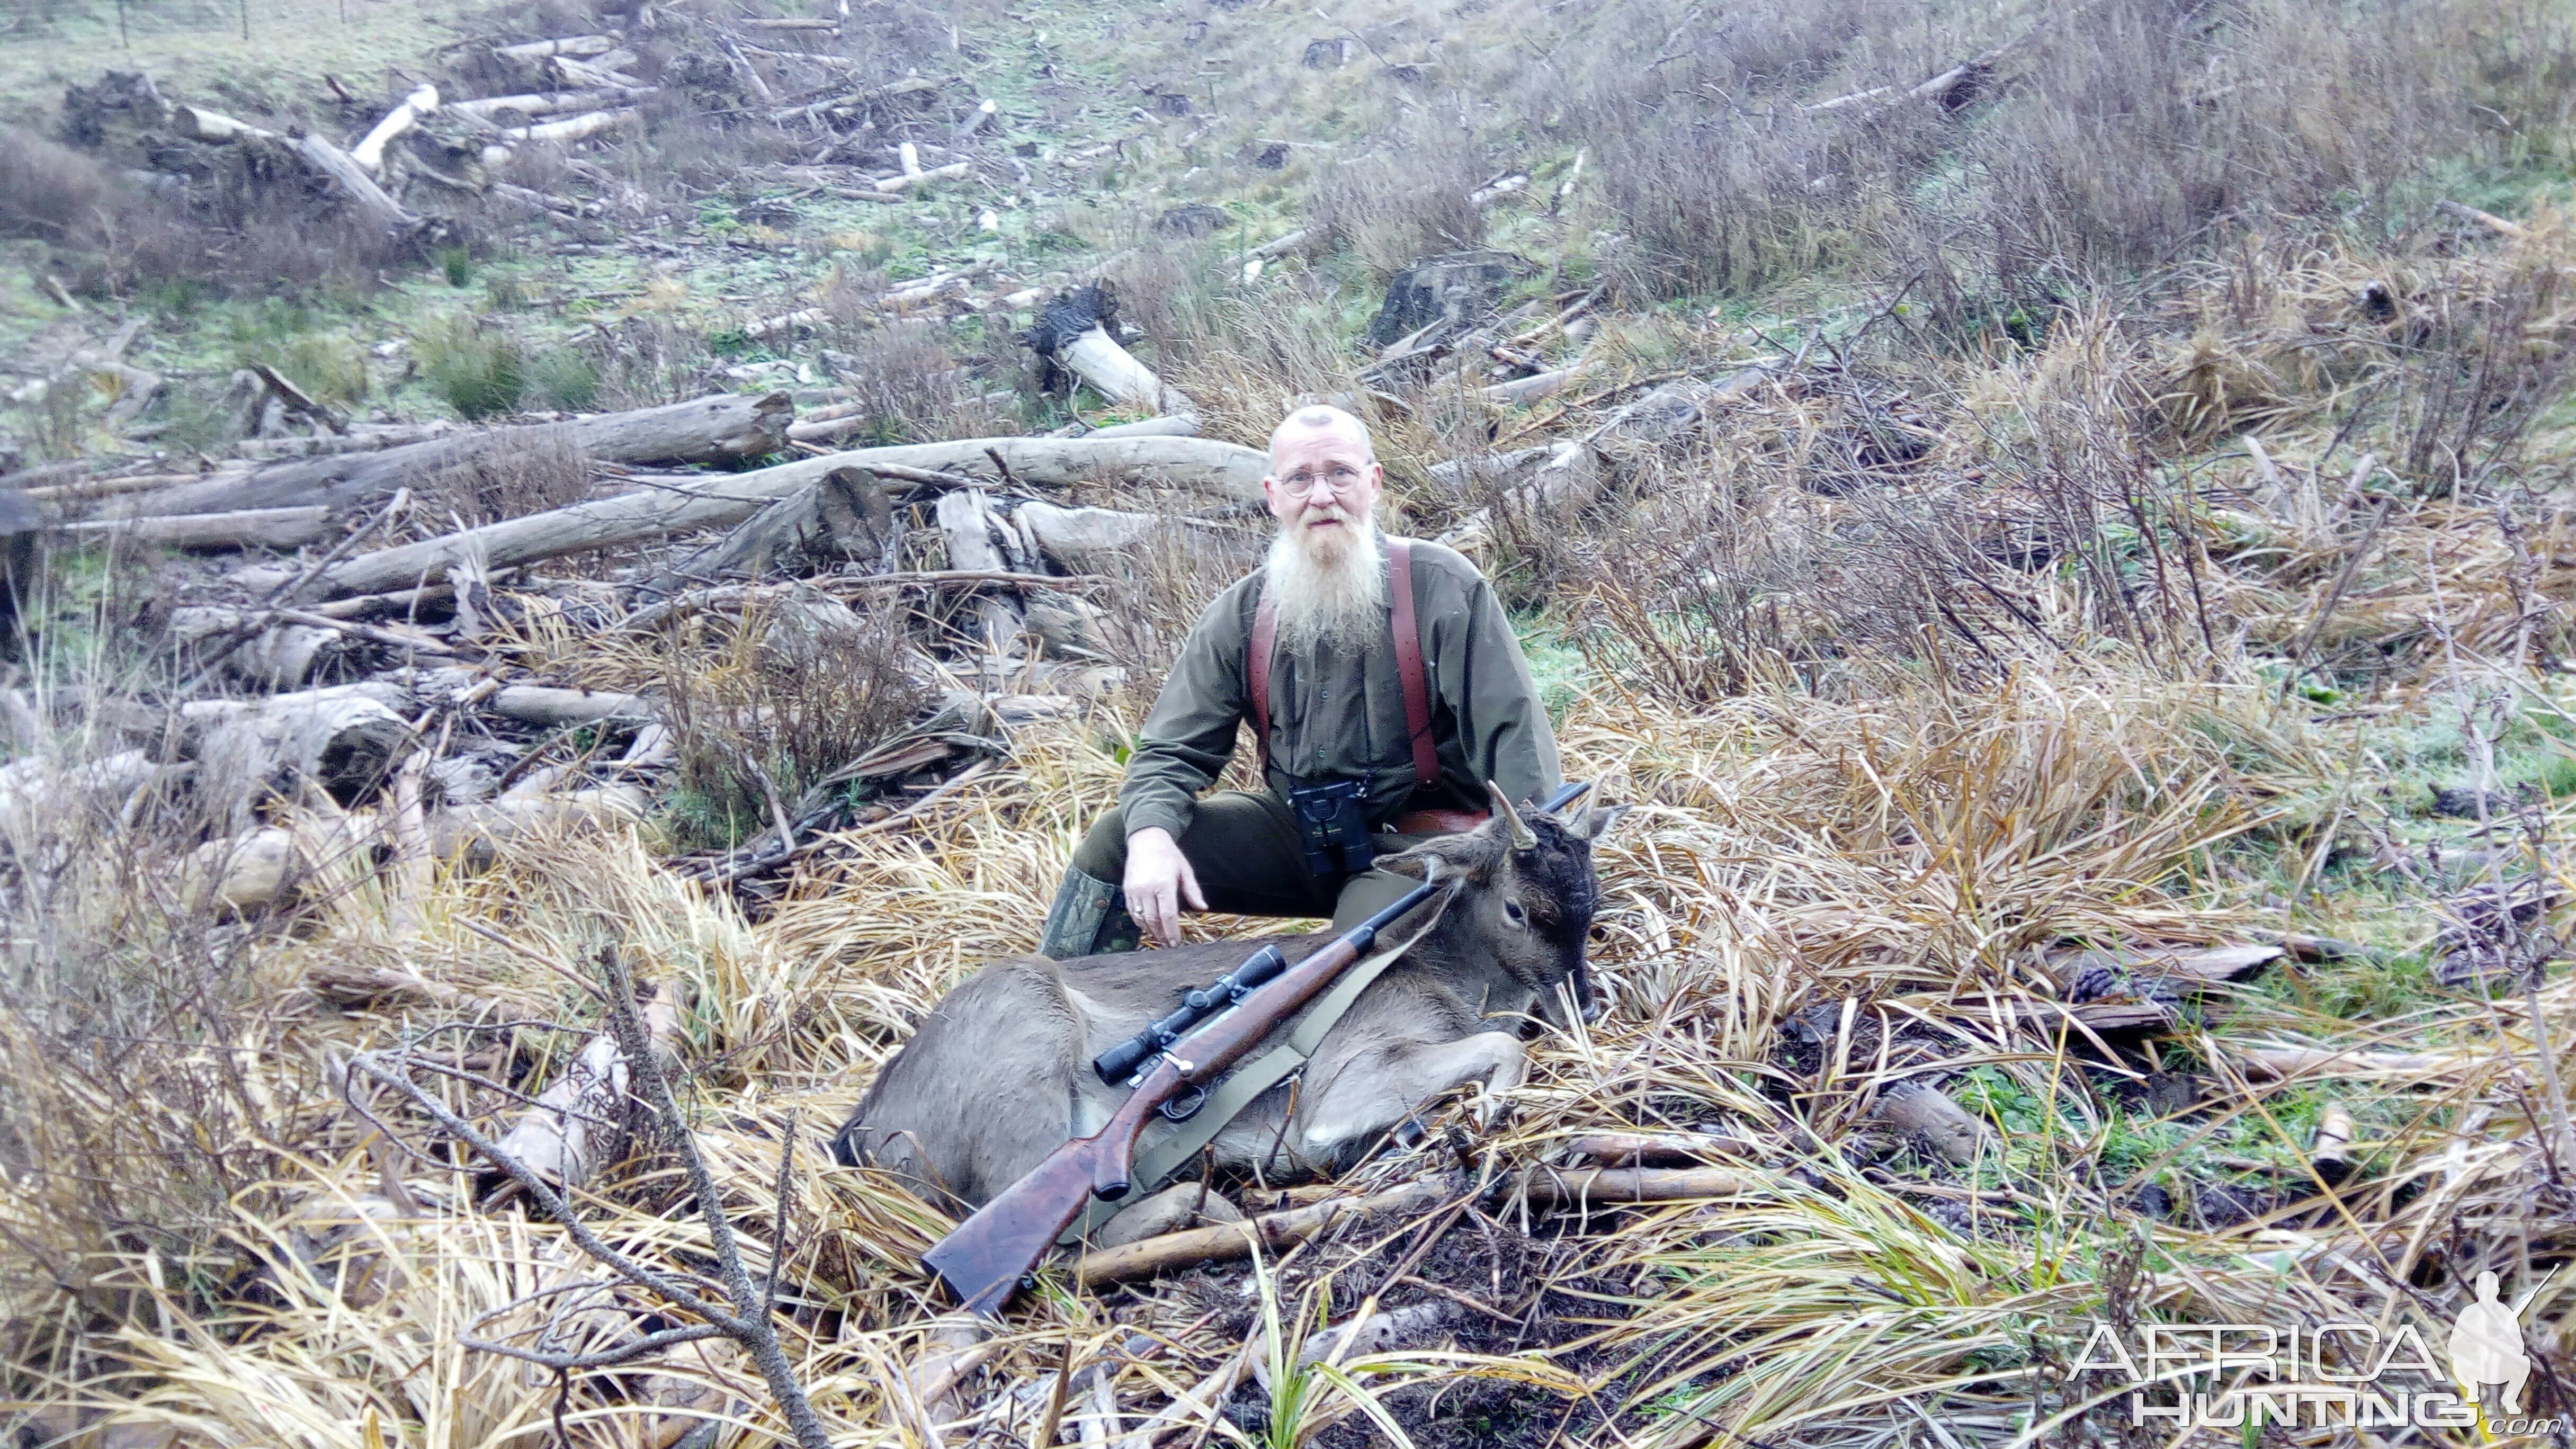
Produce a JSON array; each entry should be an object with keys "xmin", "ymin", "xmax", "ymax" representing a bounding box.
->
[{"xmin": 1124, "ymin": 827, "xmax": 1208, "ymax": 947}]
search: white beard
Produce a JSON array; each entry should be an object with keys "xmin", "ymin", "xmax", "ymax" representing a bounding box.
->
[{"xmin": 1267, "ymin": 515, "xmax": 1385, "ymax": 653}]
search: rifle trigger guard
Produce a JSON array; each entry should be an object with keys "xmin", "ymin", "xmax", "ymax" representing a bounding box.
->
[{"xmin": 1159, "ymin": 1084, "xmax": 1208, "ymax": 1122}]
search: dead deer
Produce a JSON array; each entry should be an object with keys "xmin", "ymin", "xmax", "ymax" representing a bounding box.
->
[{"xmin": 833, "ymin": 790, "xmax": 1622, "ymax": 1247}]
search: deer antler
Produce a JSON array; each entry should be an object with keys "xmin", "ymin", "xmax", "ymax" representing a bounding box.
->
[{"xmin": 1485, "ymin": 780, "xmax": 1538, "ymax": 851}]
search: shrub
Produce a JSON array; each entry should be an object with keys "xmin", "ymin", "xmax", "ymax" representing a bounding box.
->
[
  {"xmin": 0, "ymin": 126, "xmax": 113, "ymax": 244},
  {"xmin": 1310, "ymin": 121, "xmax": 1490, "ymax": 281},
  {"xmin": 530, "ymin": 350, "xmax": 602, "ymax": 411},
  {"xmin": 269, "ymin": 333, "xmax": 369, "ymax": 407},
  {"xmin": 658, "ymin": 597, "xmax": 933, "ymax": 851},
  {"xmin": 413, "ymin": 425, "xmax": 593, "ymax": 527},
  {"xmin": 419, "ymin": 318, "xmax": 527, "ymax": 420}
]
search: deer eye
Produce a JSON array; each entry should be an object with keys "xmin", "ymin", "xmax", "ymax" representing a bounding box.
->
[{"xmin": 1503, "ymin": 899, "xmax": 1527, "ymax": 927}]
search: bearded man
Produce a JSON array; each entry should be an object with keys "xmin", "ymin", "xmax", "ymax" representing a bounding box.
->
[{"xmin": 1037, "ymin": 404, "xmax": 1563, "ymax": 958}]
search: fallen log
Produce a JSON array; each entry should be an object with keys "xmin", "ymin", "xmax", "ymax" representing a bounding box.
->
[
  {"xmin": 1014, "ymin": 500, "xmax": 1240, "ymax": 570},
  {"xmin": 182, "ymin": 683, "xmax": 415, "ymax": 827},
  {"xmin": 1871, "ymin": 1083, "xmax": 1991, "ymax": 1165},
  {"xmin": 0, "ymin": 749, "xmax": 158, "ymax": 847},
  {"xmin": 490, "ymin": 977, "xmax": 681, "ymax": 1192},
  {"xmin": 1076, "ymin": 1177, "xmax": 1454, "ymax": 1287},
  {"xmin": 182, "ymin": 811, "xmax": 379, "ymax": 913},
  {"xmin": 2436, "ymin": 198, "xmax": 2526, "ymax": 239},
  {"xmin": 62, "ymin": 505, "xmax": 335, "ymax": 550},
  {"xmin": 936, "ymin": 487, "xmax": 1023, "ymax": 651},
  {"xmin": 1518, "ymin": 1165, "xmax": 1767, "ymax": 1205},
  {"xmin": 293, "ymin": 131, "xmax": 424, "ymax": 230},
  {"xmin": 449, "ymin": 85, "xmax": 657, "ymax": 119},
  {"xmin": 1025, "ymin": 283, "xmax": 1198, "ymax": 425},
  {"xmin": 667, "ymin": 464, "xmax": 895, "ymax": 582},
  {"xmin": 875, "ymin": 160, "xmax": 972, "ymax": 192},
  {"xmin": 174, "ymin": 103, "xmax": 276, "ymax": 144},
  {"xmin": 248, "ymin": 436, "xmax": 1267, "ymax": 598},
  {"xmin": 63, "ymin": 503, "xmax": 335, "ymax": 547},
  {"xmin": 505, "ymin": 108, "xmax": 635, "ymax": 145},
  {"xmin": 118, "ymin": 392, "xmax": 791, "ymax": 518},
  {"xmin": 494, "ymin": 33, "xmax": 616, "ymax": 60},
  {"xmin": 1483, "ymin": 361, "xmax": 1591, "ymax": 406},
  {"xmin": 430, "ymin": 783, "xmax": 650, "ymax": 869},
  {"xmin": 351, "ymin": 84, "xmax": 440, "ymax": 173},
  {"xmin": 489, "ymin": 685, "xmax": 653, "ymax": 727},
  {"xmin": 1560, "ymin": 1130, "xmax": 1758, "ymax": 1168},
  {"xmin": 1052, "ymin": 325, "xmax": 1194, "ymax": 419},
  {"xmin": 171, "ymin": 606, "xmax": 345, "ymax": 688}
]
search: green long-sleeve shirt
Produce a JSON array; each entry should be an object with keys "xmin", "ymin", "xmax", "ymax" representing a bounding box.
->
[{"xmin": 1119, "ymin": 538, "xmax": 1562, "ymax": 843}]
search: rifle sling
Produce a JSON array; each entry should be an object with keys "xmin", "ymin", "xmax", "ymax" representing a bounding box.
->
[{"xmin": 1058, "ymin": 896, "xmax": 1451, "ymax": 1246}]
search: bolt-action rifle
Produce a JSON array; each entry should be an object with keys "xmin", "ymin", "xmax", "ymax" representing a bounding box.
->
[{"xmin": 919, "ymin": 781, "xmax": 1590, "ymax": 1316}]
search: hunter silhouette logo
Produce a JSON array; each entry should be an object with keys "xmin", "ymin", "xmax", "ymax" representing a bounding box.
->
[{"xmin": 2449, "ymin": 1271, "xmax": 2532, "ymax": 1414}]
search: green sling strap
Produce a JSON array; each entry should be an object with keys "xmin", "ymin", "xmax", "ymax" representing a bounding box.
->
[{"xmin": 1058, "ymin": 895, "xmax": 1453, "ymax": 1245}]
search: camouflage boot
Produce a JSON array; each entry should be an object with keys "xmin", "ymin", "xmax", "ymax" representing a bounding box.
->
[{"xmin": 1036, "ymin": 867, "xmax": 1142, "ymax": 960}]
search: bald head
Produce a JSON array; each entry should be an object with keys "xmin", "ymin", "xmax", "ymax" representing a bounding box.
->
[{"xmin": 1267, "ymin": 405, "xmax": 1376, "ymax": 467}]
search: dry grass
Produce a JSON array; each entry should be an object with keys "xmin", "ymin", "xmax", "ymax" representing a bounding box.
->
[{"xmin": 7, "ymin": 652, "xmax": 2568, "ymax": 1446}]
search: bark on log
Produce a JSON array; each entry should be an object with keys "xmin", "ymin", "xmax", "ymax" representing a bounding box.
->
[
  {"xmin": 182, "ymin": 683, "xmax": 415, "ymax": 828},
  {"xmin": 62, "ymin": 506, "xmax": 335, "ymax": 550},
  {"xmin": 352, "ymin": 84, "xmax": 441, "ymax": 173},
  {"xmin": 118, "ymin": 392, "xmax": 791, "ymax": 519},
  {"xmin": 490, "ymin": 981, "xmax": 680, "ymax": 1191},
  {"xmin": 255, "ymin": 436, "xmax": 1268, "ymax": 598}
]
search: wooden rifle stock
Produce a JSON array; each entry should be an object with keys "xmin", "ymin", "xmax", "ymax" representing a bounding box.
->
[{"xmin": 920, "ymin": 877, "xmax": 1443, "ymax": 1316}]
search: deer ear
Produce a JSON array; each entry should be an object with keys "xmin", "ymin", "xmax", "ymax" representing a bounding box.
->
[
  {"xmin": 1378, "ymin": 829, "xmax": 1505, "ymax": 883},
  {"xmin": 1568, "ymin": 802, "xmax": 1629, "ymax": 843}
]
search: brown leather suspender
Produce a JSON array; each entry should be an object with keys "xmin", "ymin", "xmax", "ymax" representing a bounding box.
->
[
  {"xmin": 1387, "ymin": 540, "xmax": 1439, "ymax": 786},
  {"xmin": 1248, "ymin": 538, "xmax": 1438, "ymax": 789}
]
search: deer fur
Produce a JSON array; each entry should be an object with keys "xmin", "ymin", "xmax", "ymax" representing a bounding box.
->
[{"xmin": 833, "ymin": 793, "xmax": 1622, "ymax": 1246}]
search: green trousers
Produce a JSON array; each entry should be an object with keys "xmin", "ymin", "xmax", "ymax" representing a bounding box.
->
[{"xmin": 1070, "ymin": 789, "xmax": 1429, "ymax": 931}]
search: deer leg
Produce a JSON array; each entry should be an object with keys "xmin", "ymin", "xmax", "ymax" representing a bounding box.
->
[
  {"xmin": 1092, "ymin": 1180, "xmax": 1245, "ymax": 1250},
  {"xmin": 1293, "ymin": 1030, "xmax": 1527, "ymax": 1161}
]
